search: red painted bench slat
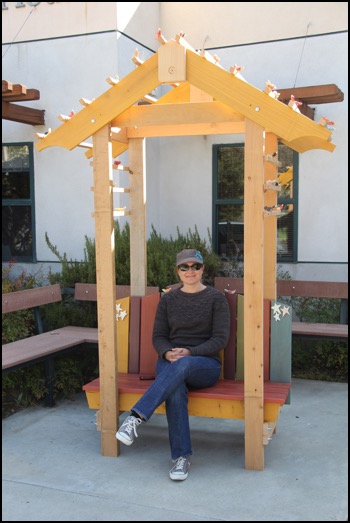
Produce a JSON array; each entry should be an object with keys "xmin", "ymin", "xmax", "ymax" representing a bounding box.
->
[{"xmin": 82, "ymin": 376, "xmax": 290, "ymax": 405}]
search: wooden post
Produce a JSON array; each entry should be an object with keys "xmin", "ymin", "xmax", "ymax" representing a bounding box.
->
[
  {"xmin": 244, "ymin": 119, "xmax": 265, "ymax": 470},
  {"xmin": 264, "ymin": 132, "xmax": 279, "ymax": 299},
  {"xmin": 129, "ymin": 138, "xmax": 147, "ymax": 296},
  {"xmin": 92, "ymin": 125, "xmax": 119, "ymax": 456}
]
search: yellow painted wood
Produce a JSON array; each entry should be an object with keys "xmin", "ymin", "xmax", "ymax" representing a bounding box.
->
[
  {"xmin": 263, "ymin": 132, "xmax": 278, "ymax": 300},
  {"xmin": 35, "ymin": 53, "xmax": 160, "ymax": 152},
  {"xmin": 263, "ymin": 404, "xmax": 281, "ymax": 423},
  {"xmin": 84, "ymin": 390, "xmax": 282, "ymax": 424},
  {"xmin": 85, "ymin": 84, "xmax": 193, "ymax": 160},
  {"xmin": 116, "ymin": 297, "xmax": 130, "ymax": 373},
  {"xmin": 86, "ymin": 141, "xmax": 128, "ymax": 160},
  {"xmin": 110, "ymin": 127, "xmax": 128, "ymax": 144},
  {"xmin": 120, "ymin": 395, "xmax": 245, "ymax": 419},
  {"xmin": 158, "ymin": 39, "xmax": 186, "ymax": 83},
  {"xmin": 119, "ymin": 394, "xmax": 166, "ymax": 414},
  {"xmin": 244, "ymin": 119, "xmax": 265, "ymax": 471},
  {"xmin": 188, "ymin": 398, "xmax": 245, "ymax": 419},
  {"xmin": 85, "ymin": 390, "xmax": 100, "ymax": 409},
  {"xmin": 185, "ymin": 49, "xmax": 334, "ymax": 153},
  {"xmin": 155, "ymin": 82, "xmax": 191, "ymax": 104},
  {"xmin": 37, "ymin": 38, "xmax": 335, "ymax": 157},
  {"xmin": 129, "ymin": 138, "xmax": 147, "ymax": 296},
  {"xmin": 111, "ymin": 101, "xmax": 244, "ymax": 128},
  {"xmin": 92, "ymin": 125, "xmax": 119, "ymax": 457},
  {"xmin": 126, "ymin": 121, "xmax": 245, "ymax": 138},
  {"xmin": 189, "ymin": 85, "xmax": 213, "ymax": 102},
  {"xmin": 279, "ymin": 135, "xmax": 335, "ymax": 153}
]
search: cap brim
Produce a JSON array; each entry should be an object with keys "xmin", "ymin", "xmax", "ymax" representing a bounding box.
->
[{"xmin": 178, "ymin": 257, "xmax": 203, "ymax": 265}]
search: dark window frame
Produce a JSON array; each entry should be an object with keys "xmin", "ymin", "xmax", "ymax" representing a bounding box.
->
[
  {"xmin": 2, "ymin": 142, "xmax": 36, "ymax": 263},
  {"xmin": 212, "ymin": 142, "xmax": 299, "ymax": 263}
]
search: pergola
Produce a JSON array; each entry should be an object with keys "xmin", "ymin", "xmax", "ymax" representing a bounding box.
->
[
  {"xmin": 2, "ymin": 80, "xmax": 45, "ymax": 125},
  {"xmin": 35, "ymin": 34, "xmax": 335, "ymax": 470}
]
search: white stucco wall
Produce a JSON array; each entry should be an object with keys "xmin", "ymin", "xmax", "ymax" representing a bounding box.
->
[
  {"xmin": 145, "ymin": 31, "xmax": 348, "ymax": 267},
  {"xmin": 159, "ymin": 2, "xmax": 347, "ymax": 49},
  {"xmin": 2, "ymin": 2, "xmax": 348, "ymax": 281}
]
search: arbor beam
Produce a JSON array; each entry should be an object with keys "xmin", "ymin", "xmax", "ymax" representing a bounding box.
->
[{"xmin": 2, "ymin": 101, "xmax": 45, "ymax": 126}]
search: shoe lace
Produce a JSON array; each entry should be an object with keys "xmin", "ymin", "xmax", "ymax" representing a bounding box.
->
[
  {"xmin": 173, "ymin": 457, "xmax": 187, "ymax": 471},
  {"xmin": 123, "ymin": 417, "xmax": 141, "ymax": 438}
]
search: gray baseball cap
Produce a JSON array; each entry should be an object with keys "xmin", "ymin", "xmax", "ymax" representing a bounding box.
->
[{"xmin": 176, "ymin": 249, "xmax": 204, "ymax": 266}]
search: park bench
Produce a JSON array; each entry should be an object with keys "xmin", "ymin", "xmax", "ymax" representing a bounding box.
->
[
  {"xmin": 82, "ymin": 283, "xmax": 292, "ymax": 445},
  {"xmin": 2, "ymin": 283, "xmax": 159, "ymax": 406},
  {"xmin": 2, "ymin": 284, "xmax": 99, "ymax": 406},
  {"xmin": 214, "ymin": 278, "xmax": 348, "ymax": 343}
]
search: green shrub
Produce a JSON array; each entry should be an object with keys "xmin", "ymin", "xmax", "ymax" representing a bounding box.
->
[
  {"xmin": 2, "ymin": 264, "xmax": 36, "ymax": 344},
  {"xmin": 45, "ymin": 223, "xmax": 221, "ymax": 290},
  {"xmin": 147, "ymin": 225, "xmax": 220, "ymax": 289},
  {"xmin": 292, "ymin": 339, "xmax": 348, "ymax": 382},
  {"xmin": 53, "ymin": 350, "xmax": 99, "ymax": 398},
  {"xmin": 2, "ymin": 226, "xmax": 347, "ymax": 418},
  {"xmin": 45, "ymin": 232, "xmax": 96, "ymax": 286},
  {"xmin": 2, "ymin": 262, "xmax": 98, "ymax": 416},
  {"xmin": 2, "ymin": 365, "xmax": 47, "ymax": 409}
]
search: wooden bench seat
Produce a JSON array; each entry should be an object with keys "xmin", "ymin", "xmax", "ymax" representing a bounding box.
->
[
  {"xmin": 2, "ymin": 285, "xmax": 100, "ymax": 406},
  {"xmin": 2, "ymin": 284, "xmax": 158, "ymax": 405},
  {"xmin": 82, "ymin": 285, "xmax": 292, "ymax": 443},
  {"xmin": 291, "ymin": 322, "xmax": 348, "ymax": 340},
  {"xmin": 2, "ymin": 326, "xmax": 99, "ymax": 370},
  {"xmin": 84, "ymin": 375, "xmax": 290, "ymax": 422}
]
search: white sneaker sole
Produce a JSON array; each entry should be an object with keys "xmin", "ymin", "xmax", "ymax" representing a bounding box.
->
[
  {"xmin": 169, "ymin": 472, "xmax": 188, "ymax": 481},
  {"xmin": 116, "ymin": 432, "xmax": 133, "ymax": 445}
]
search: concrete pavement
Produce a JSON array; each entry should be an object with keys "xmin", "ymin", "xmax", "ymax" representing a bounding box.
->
[{"xmin": 2, "ymin": 378, "xmax": 348, "ymax": 521}]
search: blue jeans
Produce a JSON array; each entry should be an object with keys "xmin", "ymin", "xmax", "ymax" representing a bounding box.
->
[{"xmin": 131, "ymin": 356, "xmax": 221, "ymax": 460}]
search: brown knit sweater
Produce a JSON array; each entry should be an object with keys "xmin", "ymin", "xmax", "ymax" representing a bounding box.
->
[{"xmin": 152, "ymin": 286, "xmax": 230, "ymax": 362}]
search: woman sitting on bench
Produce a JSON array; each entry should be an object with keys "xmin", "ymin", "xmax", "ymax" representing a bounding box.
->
[{"xmin": 116, "ymin": 248, "xmax": 230, "ymax": 481}]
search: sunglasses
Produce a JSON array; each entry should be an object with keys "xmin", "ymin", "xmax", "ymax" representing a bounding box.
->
[{"xmin": 178, "ymin": 263, "xmax": 203, "ymax": 272}]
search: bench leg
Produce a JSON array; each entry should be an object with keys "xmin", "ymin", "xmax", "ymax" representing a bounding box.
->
[
  {"xmin": 263, "ymin": 421, "xmax": 277, "ymax": 445},
  {"xmin": 44, "ymin": 358, "xmax": 55, "ymax": 407}
]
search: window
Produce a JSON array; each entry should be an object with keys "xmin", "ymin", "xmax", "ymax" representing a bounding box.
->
[
  {"xmin": 2, "ymin": 143, "xmax": 36, "ymax": 262},
  {"xmin": 213, "ymin": 143, "xmax": 298, "ymax": 263}
]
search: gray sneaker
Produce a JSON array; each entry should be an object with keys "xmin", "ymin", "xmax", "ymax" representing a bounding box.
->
[
  {"xmin": 116, "ymin": 415, "xmax": 142, "ymax": 445},
  {"xmin": 169, "ymin": 456, "xmax": 191, "ymax": 481}
]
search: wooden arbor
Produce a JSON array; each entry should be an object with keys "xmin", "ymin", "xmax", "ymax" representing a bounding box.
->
[
  {"xmin": 2, "ymin": 80, "xmax": 45, "ymax": 125},
  {"xmin": 35, "ymin": 34, "xmax": 335, "ymax": 471}
]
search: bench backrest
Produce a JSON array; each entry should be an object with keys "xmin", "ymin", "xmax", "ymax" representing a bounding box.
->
[
  {"xmin": 215, "ymin": 277, "xmax": 348, "ymax": 325},
  {"xmin": 2, "ymin": 284, "xmax": 62, "ymax": 314},
  {"xmin": 2, "ymin": 284, "xmax": 63, "ymax": 336},
  {"xmin": 74, "ymin": 283, "xmax": 160, "ymax": 301},
  {"xmin": 214, "ymin": 277, "xmax": 348, "ymax": 299},
  {"xmin": 74, "ymin": 283, "xmax": 161, "ymax": 375},
  {"xmin": 73, "ymin": 283, "xmax": 291, "ymax": 390},
  {"xmin": 222, "ymin": 292, "xmax": 291, "ymax": 385},
  {"xmin": 2, "ymin": 282, "xmax": 292, "ymax": 389}
]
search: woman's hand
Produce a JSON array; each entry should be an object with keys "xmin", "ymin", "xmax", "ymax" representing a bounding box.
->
[{"xmin": 165, "ymin": 348, "xmax": 191, "ymax": 362}]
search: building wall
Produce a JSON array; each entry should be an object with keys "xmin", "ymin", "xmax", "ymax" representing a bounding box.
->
[
  {"xmin": 160, "ymin": 2, "xmax": 347, "ymax": 48},
  {"xmin": 2, "ymin": 2, "xmax": 348, "ymax": 281}
]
